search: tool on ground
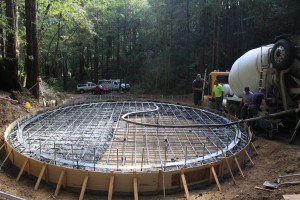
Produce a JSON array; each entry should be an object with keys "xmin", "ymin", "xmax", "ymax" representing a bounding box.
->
[
  {"xmin": 263, "ymin": 180, "xmax": 300, "ymax": 189},
  {"xmin": 277, "ymin": 174, "xmax": 300, "ymax": 183}
]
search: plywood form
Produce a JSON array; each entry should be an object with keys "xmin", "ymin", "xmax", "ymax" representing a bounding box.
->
[{"xmin": 4, "ymin": 138, "xmax": 253, "ymax": 195}]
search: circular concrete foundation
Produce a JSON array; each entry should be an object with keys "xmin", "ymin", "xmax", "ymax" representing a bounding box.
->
[{"xmin": 4, "ymin": 95, "xmax": 253, "ymax": 197}]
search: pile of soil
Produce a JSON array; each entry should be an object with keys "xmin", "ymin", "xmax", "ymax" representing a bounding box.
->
[{"xmin": 0, "ymin": 87, "xmax": 299, "ymax": 200}]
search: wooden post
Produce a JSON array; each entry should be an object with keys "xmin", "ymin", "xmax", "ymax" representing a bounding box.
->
[
  {"xmin": 54, "ymin": 169, "xmax": 66, "ymax": 197},
  {"xmin": 133, "ymin": 172, "xmax": 138, "ymax": 200},
  {"xmin": 79, "ymin": 171, "xmax": 89, "ymax": 200},
  {"xmin": 34, "ymin": 164, "xmax": 47, "ymax": 190},
  {"xmin": 180, "ymin": 168, "xmax": 190, "ymax": 200},
  {"xmin": 251, "ymin": 142, "xmax": 259, "ymax": 155},
  {"xmin": 245, "ymin": 150, "xmax": 254, "ymax": 165},
  {"xmin": 234, "ymin": 157, "xmax": 245, "ymax": 178},
  {"xmin": 108, "ymin": 171, "xmax": 114, "ymax": 200},
  {"xmin": 0, "ymin": 143, "xmax": 5, "ymax": 151},
  {"xmin": 16, "ymin": 158, "xmax": 29, "ymax": 182},
  {"xmin": 0, "ymin": 149, "xmax": 13, "ymax": 168},
  {"xmin": 218, "ymin": 145, "xmax": 236, "ymax": 185},
  {"xmin": 210, "ymin": 165, "xmax": 222, "ymax": 192}
]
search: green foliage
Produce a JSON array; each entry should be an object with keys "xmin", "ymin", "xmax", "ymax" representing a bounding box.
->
[
  {"xmin": 4, "ymin": 0, "xmax": 298, "ymax": 95},
  {"xmin": 45, "ymin": 78, "xmax": 64, "ymax": 91}
]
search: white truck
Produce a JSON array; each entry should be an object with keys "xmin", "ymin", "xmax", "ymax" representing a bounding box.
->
[
  {"xmin": 76, "ymin": 82, "xmax": 97, "ymax": 93},
  {"xmin": 98, "ymin": 79, "xmax": 130, "ymax": 92},
  {"xmin": 226, "ymin": 35, "xmax": 300, "ymax": 116},
  {"xmin": 204, "ymin": 35, "xmax": 300, "ymax": 140}
]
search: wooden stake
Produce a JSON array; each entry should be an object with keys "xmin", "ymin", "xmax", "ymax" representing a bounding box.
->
[
  {"xmin": 210, "ymin": 166, "xmax": 222, "ymax": 192},
  {"xmin": 54, "ymin": 169, "xmax": 66, "ymax": 197},
  {"xmin": 34, "ymin": 164, "xmax": 47, "ymax": 190},
  {"xmin": 219, "ymin": 147, "xmax": 236, "ymax": 185},
  {"xmin": 255, "ymin": 186, "xmax": 275, "ymax": 192},
  {"xmin": 0, "ymin": 149, "xmax": 13, "ymax": 168},
  {"xmin": 0, "ymin": 143, "xmax": 5, "ymax": 151},
  {"xmin": 79, "ymin": 172, "xmax": 89, "ymax": 200},
  {"xmin": 234, "ymin": 157, "xmax": 245, "ymax": 178},
  {"xmin": 133, "ymin": 172, "xmax": 138, "ymax": 200},
  {"xmin": 108, "ymin": 171, "xmax": 114, "ymax": 200},
  {"xmin": 180, "ymin": 168, "xmax": 190, "ymax": 200},
  {"xmin": 16, "ymin": 158, "xmax": 29, "ymax": 182},
  {"xmin": 0, "ymin": 97, "xmax": 18, "ymax": 103},
  {"xmin": 251, "ymin": 142, "xmax": 259, "ymax": 155},
  {"xmin": 245, "ymin": 150, "xmax": 254, "ymax": 165}
]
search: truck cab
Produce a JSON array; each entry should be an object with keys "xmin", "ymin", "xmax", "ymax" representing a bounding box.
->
[{"xmin": 203, "ymin": 71, "xmax": 230, "ymax": 104}]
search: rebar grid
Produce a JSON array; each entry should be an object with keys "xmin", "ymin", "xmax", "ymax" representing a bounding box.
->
[{"xmin": 8, "ymin": 101, "xmax": 249, "ymax": 172}]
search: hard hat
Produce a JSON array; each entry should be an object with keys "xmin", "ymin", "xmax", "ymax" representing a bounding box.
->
[{"xmin": 25, "ymin": 102, "xmax": 31, "ymax": 109}]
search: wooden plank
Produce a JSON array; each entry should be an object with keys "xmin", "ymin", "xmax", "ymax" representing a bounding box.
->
[
  {"xmin": 180, "ymin": 168, "xmax": 190, "ymax": 200},
  {"xmin": 209, "ymin": 165, "xmax": 213, "ymax": 183},
  {"xmin": 283, "ymin": 194, "xmax": 300, "ymax": 200},
  {"xmin": 0, "ymin": 97, "xmax": 18, "ymax": 103},
  {"xmin": 245, "ymin": 150, "xmax": 254, "ymax": 165},
  {"xmin": 133, "ymin": 172, "xmax": 138, "ymax": 200},
  {"xmin": 108, "ymin": 171, "xmax": 114, "ymax": 200},
  {"xmin": 210, "ymin": 166, "xmax": 222, "ymax": 192},
  {"xmin": 157, "ymin": 170, "xmax": 162, "ymax": 191},
  {"xmin": 54, "ymin": 169, "xmax": 66, "ymax": 197},
  {"xmin": 16, "ymin": 158, "xmax": 29, "ymax": 182},
  {"xmin": 0, "ymin": 143, "xmax": 5, "ymax": 151},
  {"xmin": 251, "ymin": 142, "xmax": 259, "ymax": 155},
  {"xmin": 220, "ymin": 148, "xmax": 236, "ymax": 185},
  {"xmin": 0, "ymin": 149, "xmax": 13, "ymax": 168},
  {"xmin": 34, "ymin": 164, "xmax": 47, "ymax": 190},
  {"xmin": 234, "ymin": 157, "xmax": 245, "ymax": 178},
  {"xmin": 255, "ymin": 186, "xmax": 275, "ymax": 192},
  {"xmin": 220, "ymin": 160, "xmax": 225, "ymax": 177},
  {"xmin": 79, "ymin": 172, "xmax": 89, "ymax": 200}
]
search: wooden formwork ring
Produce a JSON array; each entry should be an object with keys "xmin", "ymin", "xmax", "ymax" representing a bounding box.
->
[
  {"xmin": 2, "ymin": 139, "xmax": 256, "ymax": 198},
  {"xmin": 2, "ymin": 101, "xmax": 257, "ymax": 198}
]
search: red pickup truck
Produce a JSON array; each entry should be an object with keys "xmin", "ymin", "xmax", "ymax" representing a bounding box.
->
[{"xmin": 89, "ymin": 85, "xmax": 106, "ymax": 95}]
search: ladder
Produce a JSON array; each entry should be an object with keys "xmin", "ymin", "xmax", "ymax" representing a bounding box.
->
[
  {"xmin": 258, "ymin": 66, "xmax": 268, "ymax": 89},
  {"xmin": 258, "ymin": 48, "xmax": 272, "ymax": 90}
]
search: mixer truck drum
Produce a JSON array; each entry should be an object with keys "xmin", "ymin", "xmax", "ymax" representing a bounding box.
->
[{"xmin": 270, "ymin": 38, "xmax": 295, "ymax": 70}]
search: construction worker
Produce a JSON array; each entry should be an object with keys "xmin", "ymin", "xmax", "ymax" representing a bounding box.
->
[
  {"xmin": 212, "ymin": 79, "xmax": 223, "ymax": 111},
  {"xmin": 240, "ymin": 86, "xmax": 253, "ymax": 119},
  {"xmin": 192, "ymin": 74, "xmax": 204, "ymax": 106},
  {"xmin": 247, "ymin": 87, "xmax": 268, "ymax": 118}
]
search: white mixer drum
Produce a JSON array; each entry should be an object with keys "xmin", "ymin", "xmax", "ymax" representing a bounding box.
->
[{"xmin": 229, "ymin": 45, "xmax": 273, "ymax": 96}]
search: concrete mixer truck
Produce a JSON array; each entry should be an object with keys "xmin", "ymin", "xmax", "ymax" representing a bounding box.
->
[{"xmin": 203, "ymin": 34, "xmax": 300, "ymax": 139}]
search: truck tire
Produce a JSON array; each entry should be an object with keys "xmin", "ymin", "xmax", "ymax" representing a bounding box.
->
[
  {"xmin": 228, "ymin": 104, "xmax": 240, "ymax": 118},
  {"xmin": 270, "ymin": 39, "xmax": 295, "ymax": 70},
  {"xmin": 80, "ymin": 89, "xmax": 84, "ymax": 94}
]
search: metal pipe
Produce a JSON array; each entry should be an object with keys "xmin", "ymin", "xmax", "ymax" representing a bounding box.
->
[{"xmin": 0, "ymin": 191, "xmax": 25, "ymax": 200}]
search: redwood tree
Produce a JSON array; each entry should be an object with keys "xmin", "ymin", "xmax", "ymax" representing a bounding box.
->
[
  {"xmin": 0, "ymin": 0, "xmax": 22, "ymax": 92},
  {"xmin": 25, "ymin": 0, "xmax": 40, "ymax": 98}
]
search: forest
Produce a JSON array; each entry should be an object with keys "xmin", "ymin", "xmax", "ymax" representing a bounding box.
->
[{"xmin": 0, "ymin": 0, "xmax": 299, "ymax": 98}]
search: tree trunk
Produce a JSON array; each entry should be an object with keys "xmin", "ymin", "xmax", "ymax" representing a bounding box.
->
[
  {"xmin": 63, "ymin": 55, "xmax": 68, "ymax": 90},
  {"xmin": 79, "ymin": 44, "xmax": 85, "ymax": 82},
  {"xmin": 93, "ymin": 36, "xmax": 99, "ymax": 82},
  {"xmin": 1, "ymin": 0, "xmax": 22, "ymax": 92},
  {"xmin": 49, "ymin": 13, "xmax": 62, "ymax": 79},
  {"xmin": 25, "ymin": 0, "xmax": 40, "ymax": 99},
  {"xmin": 0, "ymin": 0, "xmax": 5, "ymax": 59}
]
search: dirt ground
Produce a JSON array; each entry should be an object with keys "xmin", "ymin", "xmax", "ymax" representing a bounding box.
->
[{"xmin": 0, "ymin": 85, "xmax": 300, "ymax": 200}]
